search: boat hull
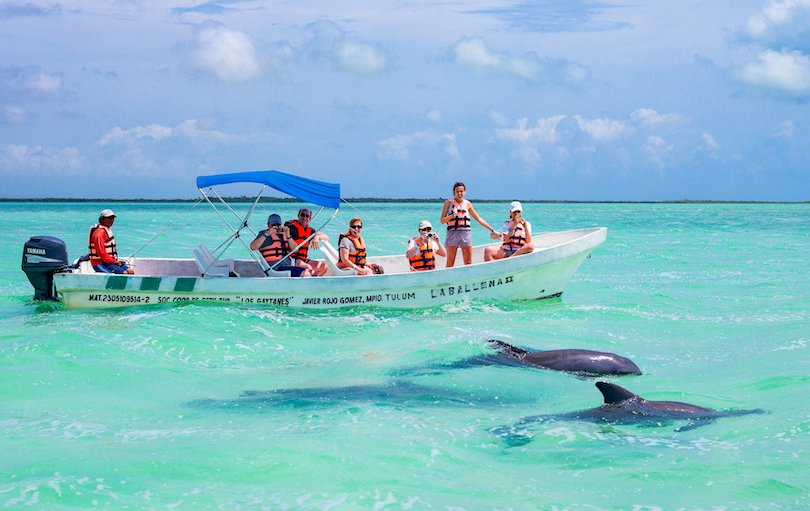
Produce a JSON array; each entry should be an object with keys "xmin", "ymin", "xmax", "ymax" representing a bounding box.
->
[{"xmin": 53, "ymin": 227, "xmax": 606, "ymax": 309}]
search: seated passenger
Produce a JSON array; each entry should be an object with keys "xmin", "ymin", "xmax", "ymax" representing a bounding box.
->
[
  {"xmin": 250, "ymin": 214, "xmax": 312, "ymax": 277},
  {"xmin": 338, "ymin": 217, "xmax": 375, "ymax": 276},
  {"xmin": 286, "ymin": 208, "xmax": 329, "ymax": 276},
  {"xmin": 89, "ymin": 208, "xmax": 134, "ymax": 274},
  {"xmin": 484, "ymin": 201, "xmax": 535, "ymax": 262},
  {"xmin": 406, "ymin": 220, "xmax": 446, "ymax": 271}
]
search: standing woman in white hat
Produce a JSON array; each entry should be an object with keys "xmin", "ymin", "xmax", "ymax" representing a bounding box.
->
[{"xmin": 484, "ymin": 201, "xmax": 534, "ymax": 262}]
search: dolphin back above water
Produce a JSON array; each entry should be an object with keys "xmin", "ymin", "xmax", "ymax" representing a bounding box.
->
[
  {"xmin": 487, "ymin": 339, "xmax": 642, "ymax": 376},
  {"xmin": 572, "ymin": 382, "xmax": 762, "ymax": 424},
  {"xmin": 490, "ymin": 382, "xmax": 762, "ymax": 444}
]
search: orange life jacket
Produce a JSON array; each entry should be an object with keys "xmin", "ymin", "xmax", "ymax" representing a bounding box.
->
[
  {"xmin": 258, "ymin": 230, "xmax": 289, "ymax": 262},
  {"xmin": 337, "ymin": 232, "xmax": 366, "ymax": 268},
  {"xmin": 408, "ymin": 237, "xmax": 435, "ymax": 271},
  {"xmin": 446, "ymin": 200, "xmax": 471, "ymax": 231},
  {"xmin": 503, "ymin": 220, "xmax": 527, "ymax": 251},
  {"xmin": 289, "ymin": 220, "xmax": 313, "ymax": 260},
  {"xmin": 88, "ymin": 224, "xmax": 117, "ymax": 265}
]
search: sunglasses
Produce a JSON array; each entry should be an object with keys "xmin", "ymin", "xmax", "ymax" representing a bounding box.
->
[
  {"xmin": 299, "ymin": 214, "xmax": 310, "ymax": 218},
  {"xmin": 420, "ymin": 228, "xmax": 432, "ymax": 232},
  {"xmin": 351, "ymin": 224, "xmax": 363, "ymax": 229}
]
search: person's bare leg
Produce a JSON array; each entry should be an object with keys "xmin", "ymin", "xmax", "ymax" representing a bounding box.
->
[
  {"xmin": 446, "ymin": 246, "xmax": 458, "ymax": 267},
  {"xmin": 484, "ymin": 246, "xmax": 496, "ymax": 262},
  {"xmin": 513, "ymin": 244, "xmax": 535, "ymax": 257},
  {"xmin": 461, "ymin": 246, "xmax": 472, "ymax": 265}
]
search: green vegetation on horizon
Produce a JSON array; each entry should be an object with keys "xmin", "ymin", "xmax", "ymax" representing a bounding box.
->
[{"xmin": 1, "ymin": 197, "xmax": 807, "ymax": 204}]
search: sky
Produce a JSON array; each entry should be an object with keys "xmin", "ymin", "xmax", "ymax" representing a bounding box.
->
[{"xmin": 1, "ymin": 0, "xmax": 809, "ymax": 201}]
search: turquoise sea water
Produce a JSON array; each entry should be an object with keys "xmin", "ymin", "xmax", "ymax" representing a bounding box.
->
[{"xmin": 2, "ymin": 201, "xmax": 809, "ymax": 510}]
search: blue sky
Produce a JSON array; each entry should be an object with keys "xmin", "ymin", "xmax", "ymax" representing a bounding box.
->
[{"xmin": 1, "ymin": 0, "xmax": 808, "ymax": 201}]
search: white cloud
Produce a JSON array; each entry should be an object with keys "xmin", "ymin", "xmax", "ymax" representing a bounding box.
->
[
  {"xmin": 700, "ymin": 133, "xmax": 719, "ymax": 150},
  {"xmin": 25, "ymin": 69, "xmax": 63, "ymax": 95},
  {"xmin": 494, "ymin": 117, "xmax": 566, "ymax": 144},
  {"xmin": 376, "ymin": 129, "xmax": 459, "ymax": 162},
  {"xmin": 1, "ymin": 144, "xmax": 83, "ymax": 175},
  {"xmin": 2, "ymin": 106, "xmax": 26, "ymax": 124},
  {"xmin": 489, "ymin": 110, "xmax": 510, "ymax": 127},
  {"xmin": 98, "ymin": 120, "xmax": 236, "ymax": 146},
  {"xmin": 426, "ymin": 109, "xmax": 443, "ymax": 123},
  {"xmin": 305, "ymin": 21, "xmax": 387, "ymax": 75},
  {"xmin": 0, "ymin": 65, "xmax": 68, "ymax": 102},
  {"xmin": 739, "ymin": 49, "xmax": 810, "ymax": 94},
  {"xmin": 772, "ymin": 119, "xmax": 794, "ymax": 138},
  {"xmin": 644, "ymin": 136, "xmax": 673, "ymax": 165},
  {"xmin": 454, "ymin": 37, "xmax": 541, "ymax": 80},
  {"xmin": 630, "ymin": 108, "xmax": 684, "ymax": 128},
  {"xmin": 509, "ymin": 145, "xmax": 542, "ymax": 168},
  {"xmin": 187, "ymin": 21, "xmax": 260, "ymax": 81},
  {"xmin": 334, "ymin": 41, "xmax": 386, "ymax": 74},
  {"xmin": 573, "ymin": 115, "xmax": 629, "ymax": 141},
  {"xmin": 491, "ymin": 117, "xmax": 566, "ymax": 168},
  {"xmin": 747, "ymin": 0, "xmax": 810, "ymax": 37},
  {"xmin": 452, "ymin": 37, "xmax": 588, "ymax": 86}
]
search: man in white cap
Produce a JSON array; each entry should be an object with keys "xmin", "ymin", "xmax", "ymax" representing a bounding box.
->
[
  {"xmin": 406, "ymin": 220, "xmax": 446, "ymax": 271},
  {"xmin": 484, "ymin": 201, "xmax": 534, "ymax": 262},
  {"xmin": 88, "ymin": 209, "xmax": 134, "ymax": 274}
]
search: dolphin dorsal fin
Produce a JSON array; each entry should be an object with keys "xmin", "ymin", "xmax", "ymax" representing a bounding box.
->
[{"xmin": 596, "ymin": 382, "xmax": 637, "ymax": 404}]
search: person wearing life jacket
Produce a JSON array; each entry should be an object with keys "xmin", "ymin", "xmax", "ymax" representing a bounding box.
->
[
  {"xmin": 286, "ymin": 208, "xmax": 329, "ymax": 276},
  {"xmin": 88, "ymin": 208, "xmax": 134, "ymax": 274},
  {"xmin": 250, "ymin": 214, "xmax": 312, "ymax": 277},
  {"xmin": 406, "ymin": 220, "xmax": 446, "ymax": 271},
  {"xmin": 440, "ymin": 181, "xmax": 498, "ymax": 267},
  {"xmin": 337, "ymin": 217, "xmax": 375, "ymax": 275},
  {"xmin": 484, "ymin": 201, "xmax": 535, "ymax": 262}
]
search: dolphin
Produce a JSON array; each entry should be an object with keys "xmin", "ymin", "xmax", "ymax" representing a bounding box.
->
[
  {"xmin": 573, "ymin": 382, "xmax": 760, "ymax": 422},
  {"xmin": 486, "ymin": 339, "xmax": 642, "ymax": 376},
  {"xmin": 489, "ymin": 382, "xmax": 762, "ymax": 444},
  {"xmin": 189, "ymin": 380, "xmax": 533, "ymax": 412}
]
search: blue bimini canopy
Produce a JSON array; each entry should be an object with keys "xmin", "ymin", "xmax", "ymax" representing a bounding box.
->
[{"xmin": 196, "ymin": 171, "xmax": 341, "ymax": 209}]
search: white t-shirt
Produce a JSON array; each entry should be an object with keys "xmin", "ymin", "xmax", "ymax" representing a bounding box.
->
[
  {"xmin": 407, "ymin": 237, "xmax": 440, "ymax": 252},
  {"xmin": 339, "ymin": 236, "xmax": 360, "ymax": 252},
  {"xmin": 501, "ymin": 220, "xmax": 532, "ymax": 236}
]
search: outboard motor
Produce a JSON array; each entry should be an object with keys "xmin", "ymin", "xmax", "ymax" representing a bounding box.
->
[{"xmin": 22, "ymin": 236, "xmax": 69, "ymax": 301}]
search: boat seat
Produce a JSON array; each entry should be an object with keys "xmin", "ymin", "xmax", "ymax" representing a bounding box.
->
[
  {"xmin": 252, "ymin": 250, "xmax": 293, "ymax": 278},
  {"xmin": 197, "ymin": 243, "xmax": 239, "ymax": 276},
  {"xmin": 192, "ymin": 248, "xmax": 239, "ymax": 278},
  {"xmin": 319, "ymin": 241, "xmax": 358, "ymax": 276}
]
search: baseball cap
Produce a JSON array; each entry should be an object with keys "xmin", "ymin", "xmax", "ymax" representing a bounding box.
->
[
  {"xmin": 267, "ymin": 214, "xmax": 282, "ymax": 225},
  {"xmin": 418, "ymin": 220, "xmax": 433, "ymax": 230},
  {"xmin": 509, "ymin": 201, "xmax": 522, "ymax": 213},
  {"xmin": 100, "ymin": 209, "xmax": 116, "ymax": 218}
]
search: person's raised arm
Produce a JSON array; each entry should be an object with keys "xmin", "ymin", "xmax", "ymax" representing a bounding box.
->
[
  {"xmin": 468, "ymin": 203, "xmax": 495, "ymax": 233},
  {"xmin": 522, "ymin": 220, "xmax": 532, "ymax": 244},
  {"xmin": 249, "ymin": 231, "xmax": 265, "ymax": 251},
  {"xmin": 433, "ymin": 235, "xmax": 447, "ymax": 257}
]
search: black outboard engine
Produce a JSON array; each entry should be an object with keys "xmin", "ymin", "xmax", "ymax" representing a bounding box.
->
[{"xmin": 22, "ymin": 236, "xmax": 69, "ymax": 301}]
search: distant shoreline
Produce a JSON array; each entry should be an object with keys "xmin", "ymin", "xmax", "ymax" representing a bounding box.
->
[{"xmin": 0, "ymin": 197, "xmax": 807, "ymax": 205}]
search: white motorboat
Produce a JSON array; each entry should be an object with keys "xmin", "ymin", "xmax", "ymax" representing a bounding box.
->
[{"xmin": 22, "ymin": 171, "xmax": 606, "ymax": 309}]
